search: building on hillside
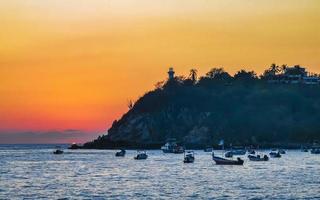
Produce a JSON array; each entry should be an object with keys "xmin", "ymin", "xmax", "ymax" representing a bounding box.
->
[
  {"xmin": 168, "ymin": 67, "xmax": 175, "ymax": 79},
  {"xmin": 303, "ymin": 75, "xmax": 320, "ymax": 85},
  {"xmin": 267, "ymin": 66, "xmax": 319, "ymax": 85}
]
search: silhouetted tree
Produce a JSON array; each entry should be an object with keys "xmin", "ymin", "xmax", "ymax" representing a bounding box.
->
[
  {"xmin": 204, "ymin": 68, "xmax": 232, "ymax": 81},
  {"xmin": 127, "ymin": 99, "xmax": 134, "ymax": 110},
  {"xmin": 206, "ymin": 68, "xmax": 225, "ymax": 79},
  {"xmin": 280, "ymin": 64, "xmax": 288, "ymax": 74},
  {"xmin": 269, "ymin": 63, "xmax": 280, "ymax": 75},
  {"xmin": 261, "ymin": 64, "xmax": 280, "ymax": 80},
  {"xmin": 155, "ymin": 81, "xmax": 165, "ymax": 90},
  {"xmin": 234, "ymin": 69, "xmax": 257, "ymax": 82},
  {"xmin": 189, "ymin": 68, "xmax": 198, "ymax": 83}
]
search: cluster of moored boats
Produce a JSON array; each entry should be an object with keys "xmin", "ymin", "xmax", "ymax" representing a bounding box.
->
[
  {"xmin": 112, "ymin": 147, "xmax": 318, "ymax": 165},
  {"xmin": 54, "ymin": 140, "xmax": 320, "ymax": 165},
  {"xmin": 112, "ymin": 148, "xmax": 286, "ymax": 165}
]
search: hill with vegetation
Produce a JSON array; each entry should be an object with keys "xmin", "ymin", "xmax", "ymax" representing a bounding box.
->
[{"xmin": 83, "ymin": 64, "xmax": 320, "ymax": 149}]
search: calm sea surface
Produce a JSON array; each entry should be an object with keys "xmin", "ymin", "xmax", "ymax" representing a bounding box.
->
[{"xmin": 0, "ymin": 144, "xmax": 319, "ymax": 199}]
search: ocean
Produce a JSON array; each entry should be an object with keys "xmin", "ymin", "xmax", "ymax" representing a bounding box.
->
[{"xmin": 0, "ymin": 144, "xmax": 319, "ymax": 199}]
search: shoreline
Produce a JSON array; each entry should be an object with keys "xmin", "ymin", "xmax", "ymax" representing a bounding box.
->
[{"xmin": 75, "ymin": 142, "xmax": 314, "ymax": 150}]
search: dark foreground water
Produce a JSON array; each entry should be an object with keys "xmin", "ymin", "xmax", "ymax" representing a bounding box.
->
[{"xmin": 0, "ymin": 145, "xmax": 320, "ymax": 199}]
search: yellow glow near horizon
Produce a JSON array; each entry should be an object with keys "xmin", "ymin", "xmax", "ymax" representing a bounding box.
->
[{"xmin": 0, "ymin": 0, "xmax": 320, "ymax": 139}]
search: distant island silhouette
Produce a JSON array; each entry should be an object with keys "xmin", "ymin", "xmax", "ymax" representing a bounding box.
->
[{"xmin": 82, "ymin": 64, "xmax": 320, "ymax": 149}]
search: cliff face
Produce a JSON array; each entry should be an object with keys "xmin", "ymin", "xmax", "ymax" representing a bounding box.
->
[
  {"xmin": 107, "ymin": 108, "xmax": 212, "ymax": 146},
  {"xmin": 83, "ymin": 78, "xmax": 320, "ymax": 149}
]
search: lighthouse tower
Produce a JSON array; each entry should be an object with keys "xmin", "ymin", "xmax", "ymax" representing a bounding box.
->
[{"xmin": 168, "ymin": 67, "xmax": 175, "ymax": 80}]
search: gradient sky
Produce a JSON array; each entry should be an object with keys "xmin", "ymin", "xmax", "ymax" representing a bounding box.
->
[{"xmin": 0, "ymin": 0, "xmax": 319, "ymax": 143}]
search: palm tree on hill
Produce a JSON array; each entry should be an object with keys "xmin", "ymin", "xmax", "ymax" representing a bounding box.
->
[
  {"xmin": 189, "ymin": 68, "xmax": 198, "ymax": 83},
  {"xmin": 269, "ymin": 63, "xmax": 280, "ymax": 75},
  {"xmin": 280, "ymin": 64, "xmax": 288, "ymax": 74}
]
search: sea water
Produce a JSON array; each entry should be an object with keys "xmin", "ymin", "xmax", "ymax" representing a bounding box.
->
[{"xmin": 0, "ymin": 144, "xmax": 319, "ymax": 199}]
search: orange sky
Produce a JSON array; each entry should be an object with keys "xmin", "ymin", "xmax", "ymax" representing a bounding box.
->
[{"xmin": 0, "ymin": 0, "xmax": 319, "ymax": 143}]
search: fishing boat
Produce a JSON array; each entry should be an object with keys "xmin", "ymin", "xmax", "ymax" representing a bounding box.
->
[
  {"xmin": 53, "ymin": 149, "xmax": 63, "ymax": 154},
  {"xmin": 212, "ymin": 155, "xmax": 244, "ymax": 165},
  {"xmin": 161, "ymin": 138, "xmax": 185, "ymax": 154},
  {"xmin": 248, "ymin": 154, "xmax": 269, "ymax": 161},
  {"xmin": 173, "ymin": 146, "xmax": 185, "ymax": 154},
  {"xmin": 53, "ymin": 146, "xmax": 63, "ymax": 154},
  {"xmin": 204, "ymin": 147, "xmax": 213, "ymax": 152},
  {"xmin": 225, "ymin": 148, "xmax": 246, "ymax": 157},
  {"xmin": 68, "ymin": 143, "xmax": 81, "ymax": 149},
  {"xmin": 115, "ymin": 149, "xmax": 126, "ymax": 157},
  {"xmin": 278, "ymin": 149, "xmax": 286, "ymax": 154},
  {"xmin": 183, "ymin": 151, "xmax": 195, "ymax": 163},
  {"xmin": 301, "ymin": 146, "xmax": 308, "ymax": 152},
  {"xmin": 248, "ymin": 149, "xmax": 256, "ymax": 154},
  {"xmin": 311, "ymin": 148, "xmax": 320, "ymax": 154},
  {"xmin": 134, "ymin": 150, "xmax": 148, "ymax": 160},
  {"xmin": 269, "ymin": 151, "xmax": 281, "ymax": 158},
  {"xmin": 310, "ymin": 142, "xmax": 320, "ymax": 154}
]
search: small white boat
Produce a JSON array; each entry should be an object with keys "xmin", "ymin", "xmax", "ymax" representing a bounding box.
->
[
  {"xmin": 183, "ymin": 151, "xmax": 195, "ymax": 163},
  {"xmin": 212, "ymin": 151, "xmax": 244, "ymax": 165},
  {"xmin": 161, "ymin": 139, "xmax": 184, "ymax": 154},
  {"xmin": 311, "ymin": 148, "xmax": 320, "ymax": 154},
  {"xmin": 53, "ymin": 146, "xmax": 63, "ymax": 154},
  {"xmin": 134, "ymin": 150, "xmax": 148, "ymax": 160},
  {"xmin": 269, "ymin": 151, "xmax": 281, "ymax": 158},
  {"xmin": 115, "ymin": 149, "xmax": 126, "ymax": 157},
  {"xmin": 53, "ymin": 149, "xmax": 63, "ymax": 154},
  {"xmin": 212, "ymin": 155, "xmax": 244, "ymax": 165},
  {"xmin": 278, "ymin": 149, "xmax": 286, "ymax": 154},
  {"xmin": 248, "ymin": 154, "xmax": 269, "ymax": 161}
]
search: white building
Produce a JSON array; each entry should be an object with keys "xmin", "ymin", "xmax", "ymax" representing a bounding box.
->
[{"xmin": 267, "ymin": 66, "xmax": 320, "ymax": 85}]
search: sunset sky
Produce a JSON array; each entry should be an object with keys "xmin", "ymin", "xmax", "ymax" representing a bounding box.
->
[{"xmin": 0, "ymin": 0, "xmax": 319, "ymax": 143}]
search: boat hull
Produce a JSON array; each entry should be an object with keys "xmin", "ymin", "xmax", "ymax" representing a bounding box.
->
[
  {"xmin": 134, "ymin": 154, "xmax": 148, "ymax": 160},
  {"xmin": 269, "ymin": 152, "xmax": 281, "ymax": 158},
  {"xmin": 279, "ymin": 150, "xmax": 286, "ymax": 154},
  {"xmin": 248, "ymin": 155, "xmax": 269, "ymax": 161},
  {"xmin": 53, "ymin": 150, "xmax": 63, "ymax": 155},
  {"xmin": 183, "ymin": 157, "xmax": 195, "ymax": 163},
  {"xmin": 212, "ymin": 156, "xmax": 244, "ymax": 165},
  {"xmin": 115, "ymin": 152, "xmax": 125, "ymax": 157},
  {"xmin": 162, "ymin": 148, "xmax": 184, "ymax": 154}
]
